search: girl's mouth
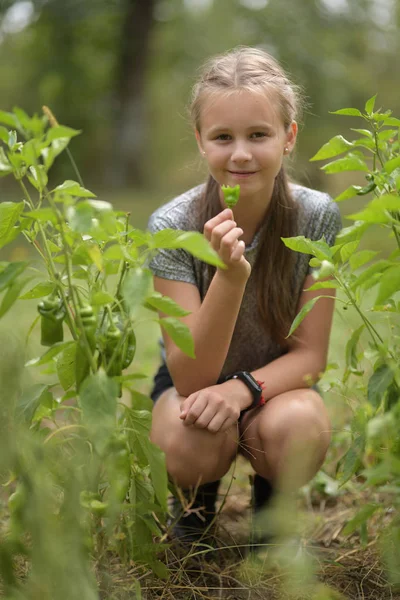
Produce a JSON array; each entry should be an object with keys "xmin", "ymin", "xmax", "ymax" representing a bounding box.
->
[{"xmin": 229, "ymin": 171, "xmax": 256, "ymax": 178}]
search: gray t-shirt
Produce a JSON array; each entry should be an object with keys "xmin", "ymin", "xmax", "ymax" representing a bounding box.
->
[{"xmin": 147, "ymin": 182, "xmax": 341, "ymax": 378}]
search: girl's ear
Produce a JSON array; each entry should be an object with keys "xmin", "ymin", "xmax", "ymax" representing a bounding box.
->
[
  {"xmin": 195, "ymin": 129, "xmax": 205, "ymax": 155},
  {"xmin": 286, "ymin": 121, "xmax": 298, "ymax": 152}
]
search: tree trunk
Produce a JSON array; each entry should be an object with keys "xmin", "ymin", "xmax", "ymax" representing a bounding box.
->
[{"xmin": 108, "ymin": 0, "xmax": 156, "ymax": 188}]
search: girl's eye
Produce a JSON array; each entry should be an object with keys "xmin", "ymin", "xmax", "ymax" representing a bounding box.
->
[
  {"xmin": 250, "ymin": 132, "xmax": 268, "ymax": 139},
  {"xmin": 215, "ymin": 134, "xmax": 231, "ymax": 141}
]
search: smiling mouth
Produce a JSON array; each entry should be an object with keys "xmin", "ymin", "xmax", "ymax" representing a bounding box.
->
[{"xmin": 229, "ymin": 170, "xmax": 256, "ymax": 175}]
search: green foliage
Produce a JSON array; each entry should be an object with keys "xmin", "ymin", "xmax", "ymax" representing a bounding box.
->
[
  {"xmin": 0, "ymin": 106, "xmax": 224, "ymax": 591},
  {"xmin": 283, "ymin": 96, "xmax": 400, "ymax": 554}
]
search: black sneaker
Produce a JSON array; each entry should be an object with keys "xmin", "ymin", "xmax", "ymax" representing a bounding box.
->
[
  {"xmin": 249, "ymin": 474, "xmax": 275, "ymax": 554},
  {"xmin": 169, "ymin": 479, "xmax": 220, "ymax": 544}
]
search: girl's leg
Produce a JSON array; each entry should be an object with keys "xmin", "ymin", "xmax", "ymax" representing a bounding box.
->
[
  {"xmin": 150, "ymin": 387, "xmax": 239, "ymax": 489},
  {"xmin": 238, "ymin": 388, "xmax": 331, "ymax": 492}
]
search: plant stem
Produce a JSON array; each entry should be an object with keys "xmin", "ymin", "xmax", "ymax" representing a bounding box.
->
[
  {"xmin": 338, "ymin": 276, "xmax": 384, "ymax": 347},
  {"xmin": 66, "ymin": 147, "xmax": 85, "ymax": 187}
]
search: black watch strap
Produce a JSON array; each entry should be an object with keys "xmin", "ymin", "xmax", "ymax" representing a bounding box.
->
[{"xmin": 224, "ymin": 371, "xmax": 264, "ymax": 412}]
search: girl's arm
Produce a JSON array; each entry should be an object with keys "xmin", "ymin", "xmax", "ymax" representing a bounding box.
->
[
  {"xmin": 153, "ymin": 209, "xmax": 251, "ymax": 398},
  {"xmin": 154, "ymin": 267, "xmax": 248, "ymax": 399},
  {"xmin": 248, "ymin": 273, "xmax": 335, "ymax": 400}
]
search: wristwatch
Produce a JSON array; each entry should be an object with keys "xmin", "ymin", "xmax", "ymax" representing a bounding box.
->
[{"xmin": 224, "ymin": 371, "xmax": 265, "ymax": 412}]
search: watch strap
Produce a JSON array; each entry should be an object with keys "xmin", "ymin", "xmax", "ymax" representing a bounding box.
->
[{"xmin": 224, "ymin": 371, "xmax": 265, "ymax": 412}]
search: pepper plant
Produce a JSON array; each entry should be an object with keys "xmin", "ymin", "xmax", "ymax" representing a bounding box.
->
[
  {"xmin": 282, "ymin": 96, "xmax": 400, "ymax": 573},
  {"xmin": 0, "ymin": 106, "xmax": 224, "ymax": 585}
]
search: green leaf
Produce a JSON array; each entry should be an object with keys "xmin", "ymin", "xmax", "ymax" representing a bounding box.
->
[
  {"xmin": 342, "ymin": 504, "xmax": 380, "ymax": 536},
  {"xmin": 24, "ymin": 208, "xmax": 58, "ymax": 224},
  {"xmin": 159, "ymin": 317, "xmax": 195, "ymax": 358},
  {"xmin": 383, "ymin": 117, "xmax": 400, "ymax": 126},
  {"xmin": 122, "ymin": 268, "xmax": 152, "ymax": 317},
  {"xmin": 365, "ymin": 95, "xmax": 377, "ymax": 115},
  {"xmin": 281, "ymin": 236, "xmax": 332, "ymax": 260},
  {"xmin": 305, "ymin": 280, "xmax": 339, "ymax": 291},
  {"xmin": 336, "ymin": 221, "xmax": 370, "ymax": 244},
  {"xmin": 0, "ymin": 276, "xmax": 33, "ymax": 318},
  {"xmin": 330, "ymin": 108, "xmax": 363, "ymax": 117},
  {"xmin": 56, "ymin": 342, "xmax": 77, "ymax": 391},
  {"xmin": 347, "ymin": 195, "xmax": 400, "ymax": 223},
  {"xmin": 321, "ymin": 153, "xmax": 369, "ymax": 174},
  {"xmin": 0, "ymin": 202, "xmax": 24, "ymax": 249},
  {"xmin": 53, "ymin": 180, "xmax": 96, "ymax": 198},
  {"xmin": 27, "ymin": 165, "xmax": 48, "ymax": 192},
  {"xmin": 0, "ymin": 110, "xmax": 19, "ymax": 128},
  {"xmin": 66, "ymin": 203, "xmax": 94, "ymax": 233},
  {"xmin": 335, "ymin": 185, "xmax": 362, "ymax": 202},
  {"xmin": 173, "ymin": 231, "xmax": 225, "ymax": 267},
  {"xmin": 46, "ymin": 126, "xmax": 81, "ymax": 142},
  {"xmin": 287, "ymin": 296, "xmax": 322, "ymax": 338},
  {"xmin": 15, "ymin": 383, "xmax": 52, "ymax": 424},
  {"xmin": 351, "ymin": 260, "xmax": 391, "ymax": 289},
  {"xmin": 349, "ymin": 250, "xmax": 378, "ymax": 270},
  {"xmin": 0, "ymin": 147, "xmax": 12, "ymax": 175},
  {"xmin": 91, "ymin": 291, "xmax": 114, "ymax": 305},
  {"xmin": 368, "ymin": 364, "xmax": 394, "ymax": 408},
  {"xmin": 384, "ymin": 156, "xmax": 400, "ymax": 175},
  {"xmin": 19, "ymin": 281, "xmax": 54, "ymax": 299},
  {"xmin": 0, "ymin": 126, "xmax": 9, "ymax": 143},
  {"xmin": 143, "ymin": 441, "xmax": 168, "ymax": 511},
  {"xmin": 145, "ymin": 292, "xmax": 190, "ymax": 317},
  {"xmin": 310, "ymin": 135, "xmax": 353, "ymax": 162},
  {"xmin": 0, "ymin": 262, "xmax": 27, "ymax": 292},
  {"xmin": 350, "ymin": 128, "xmax": 373, "ymax": 138},
  {"xmin": 340, "ymin": 240, "xmax": 360, "ymax": 263},
  {"xmin": 80, "ymin": 370, "xmax": 118, "ymax": 455},
  {"xmin": 26, "ymin": 341, "xmax": 76, "ymax": 367},
  {"xmin": 340, "ymin": 435, "xmax": 364, "ymax": 485},
  {"xmin": 375, "ymin": 265, "xmax": 400, "ymax": 305},
  {"xmin": 345, "ymin": 325, "xmax": 364, "ymax": 369}
]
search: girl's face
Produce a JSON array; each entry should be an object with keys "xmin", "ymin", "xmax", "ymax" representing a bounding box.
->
[{"xmin": 196, "ymin": 89, "xmax": 297, "ymax": 206}]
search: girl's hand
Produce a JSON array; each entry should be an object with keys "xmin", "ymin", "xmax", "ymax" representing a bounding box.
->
[
  {"xmin": 179, "ymin": 380, "xmax": 251, "ymax": 433},
  {"xmin": 203, "ymin": 209, "xmax": 251, "ymax": 281}
]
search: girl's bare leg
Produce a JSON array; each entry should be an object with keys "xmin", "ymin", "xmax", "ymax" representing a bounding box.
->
[
  {"xmin": 238, "ymin": 388, "xmax": 331, "ymax": 492},
  {"xmin": 150, "ymin": 387, "xmax": 239, "ymax": 489}
]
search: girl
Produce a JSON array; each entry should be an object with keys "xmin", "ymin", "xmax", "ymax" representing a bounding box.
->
[{"xmin": 147, "ymin": 46, "xmax": 341, "ymax": 545}]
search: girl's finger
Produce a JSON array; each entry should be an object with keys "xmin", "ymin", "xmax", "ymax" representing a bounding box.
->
[
  {"xmin": 192, "ymin": 404, "xmax": 218, "ymax": 429},
  {"xmin": 204, "ymin": 209, "xmax": 233, "ymax": 240},
  {"xmin": 219, "ymin": 416, "xmax": 237, "ymax": 433},
  {"xmin": 206, "ymin": 411, "xmax": 230, "ymax": 433},
  {"xmin": 179, "ymin": 393, "xmax": 198, "ymax": 419},
  {"xmin": 219, "ymin": 228, "xmax": 244, "ymax": 262},
  {"xmin": 210, "ymin": 220, "xmax": 237, "ymax": 250},
  {"xmin": 182, "ymin": 396, "xmax": 208, "ymax": 426},
  {"xmin": 230, "ymin": 240, "xmax": 246, "ymax": 262}
]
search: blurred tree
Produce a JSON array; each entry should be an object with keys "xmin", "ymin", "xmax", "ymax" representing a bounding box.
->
[{"xmin": 107, "ymin": 0, "xmax": 157, "ymax": 187}]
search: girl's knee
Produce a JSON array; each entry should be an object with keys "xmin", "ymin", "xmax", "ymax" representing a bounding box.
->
[
  {"xmin": 257, "ymin": 390, "xmax": 331, "ymax": 449},
  {"xmin": 156, "ymin": 423, "xmax": 239, "ymax": 489}
]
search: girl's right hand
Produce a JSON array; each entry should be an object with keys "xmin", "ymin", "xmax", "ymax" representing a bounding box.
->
[{"xmin": 204, "ymin": 209, "xmax": 251, "ymax": 281}]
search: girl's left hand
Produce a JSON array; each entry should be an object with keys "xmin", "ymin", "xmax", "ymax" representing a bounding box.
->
[{"xmin": 179, "ymin": 383, "xmax": 243, "ymax": 433}]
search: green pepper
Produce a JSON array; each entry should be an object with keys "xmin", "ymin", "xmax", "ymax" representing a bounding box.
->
[
  {"xmin": 104, "ymin": 325, "xmax": 122, "ymax": 377},
  {"xmin": 75, "ymin": 304, "xmax": 96, "ymax": 392},
  {"xmin": 121, "ymin": 327, "xmax": 136, "ymax": 369},
  {"xmin": 37, "ymin": 294, "xmax": 66, "ymax": 346},
  {"xmin": 107, "ymin": 434, "xmax": 131, "ymax": 503},
  {"xmin": 221, "ymin": 184, "xmax": 240, "ymax": 208},
  {"xmin": 356, "ymin": 180, "xmax": 377, "ymax": 196}
]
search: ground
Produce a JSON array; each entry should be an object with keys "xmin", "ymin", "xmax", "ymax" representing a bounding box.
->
[{"xmin": 97, "ymin": 455, "xmax": 399, "ymax": 600}]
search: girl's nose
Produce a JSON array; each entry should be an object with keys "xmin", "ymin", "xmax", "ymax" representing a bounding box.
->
[{"xmin": 231, "ymin": 142, "xmax": 252, "ymax": 162}]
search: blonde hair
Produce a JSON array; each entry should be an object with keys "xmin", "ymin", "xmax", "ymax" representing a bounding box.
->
[{"xmin": 190, "ymin": 46, "xmax": 304, "ymax": 345}]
